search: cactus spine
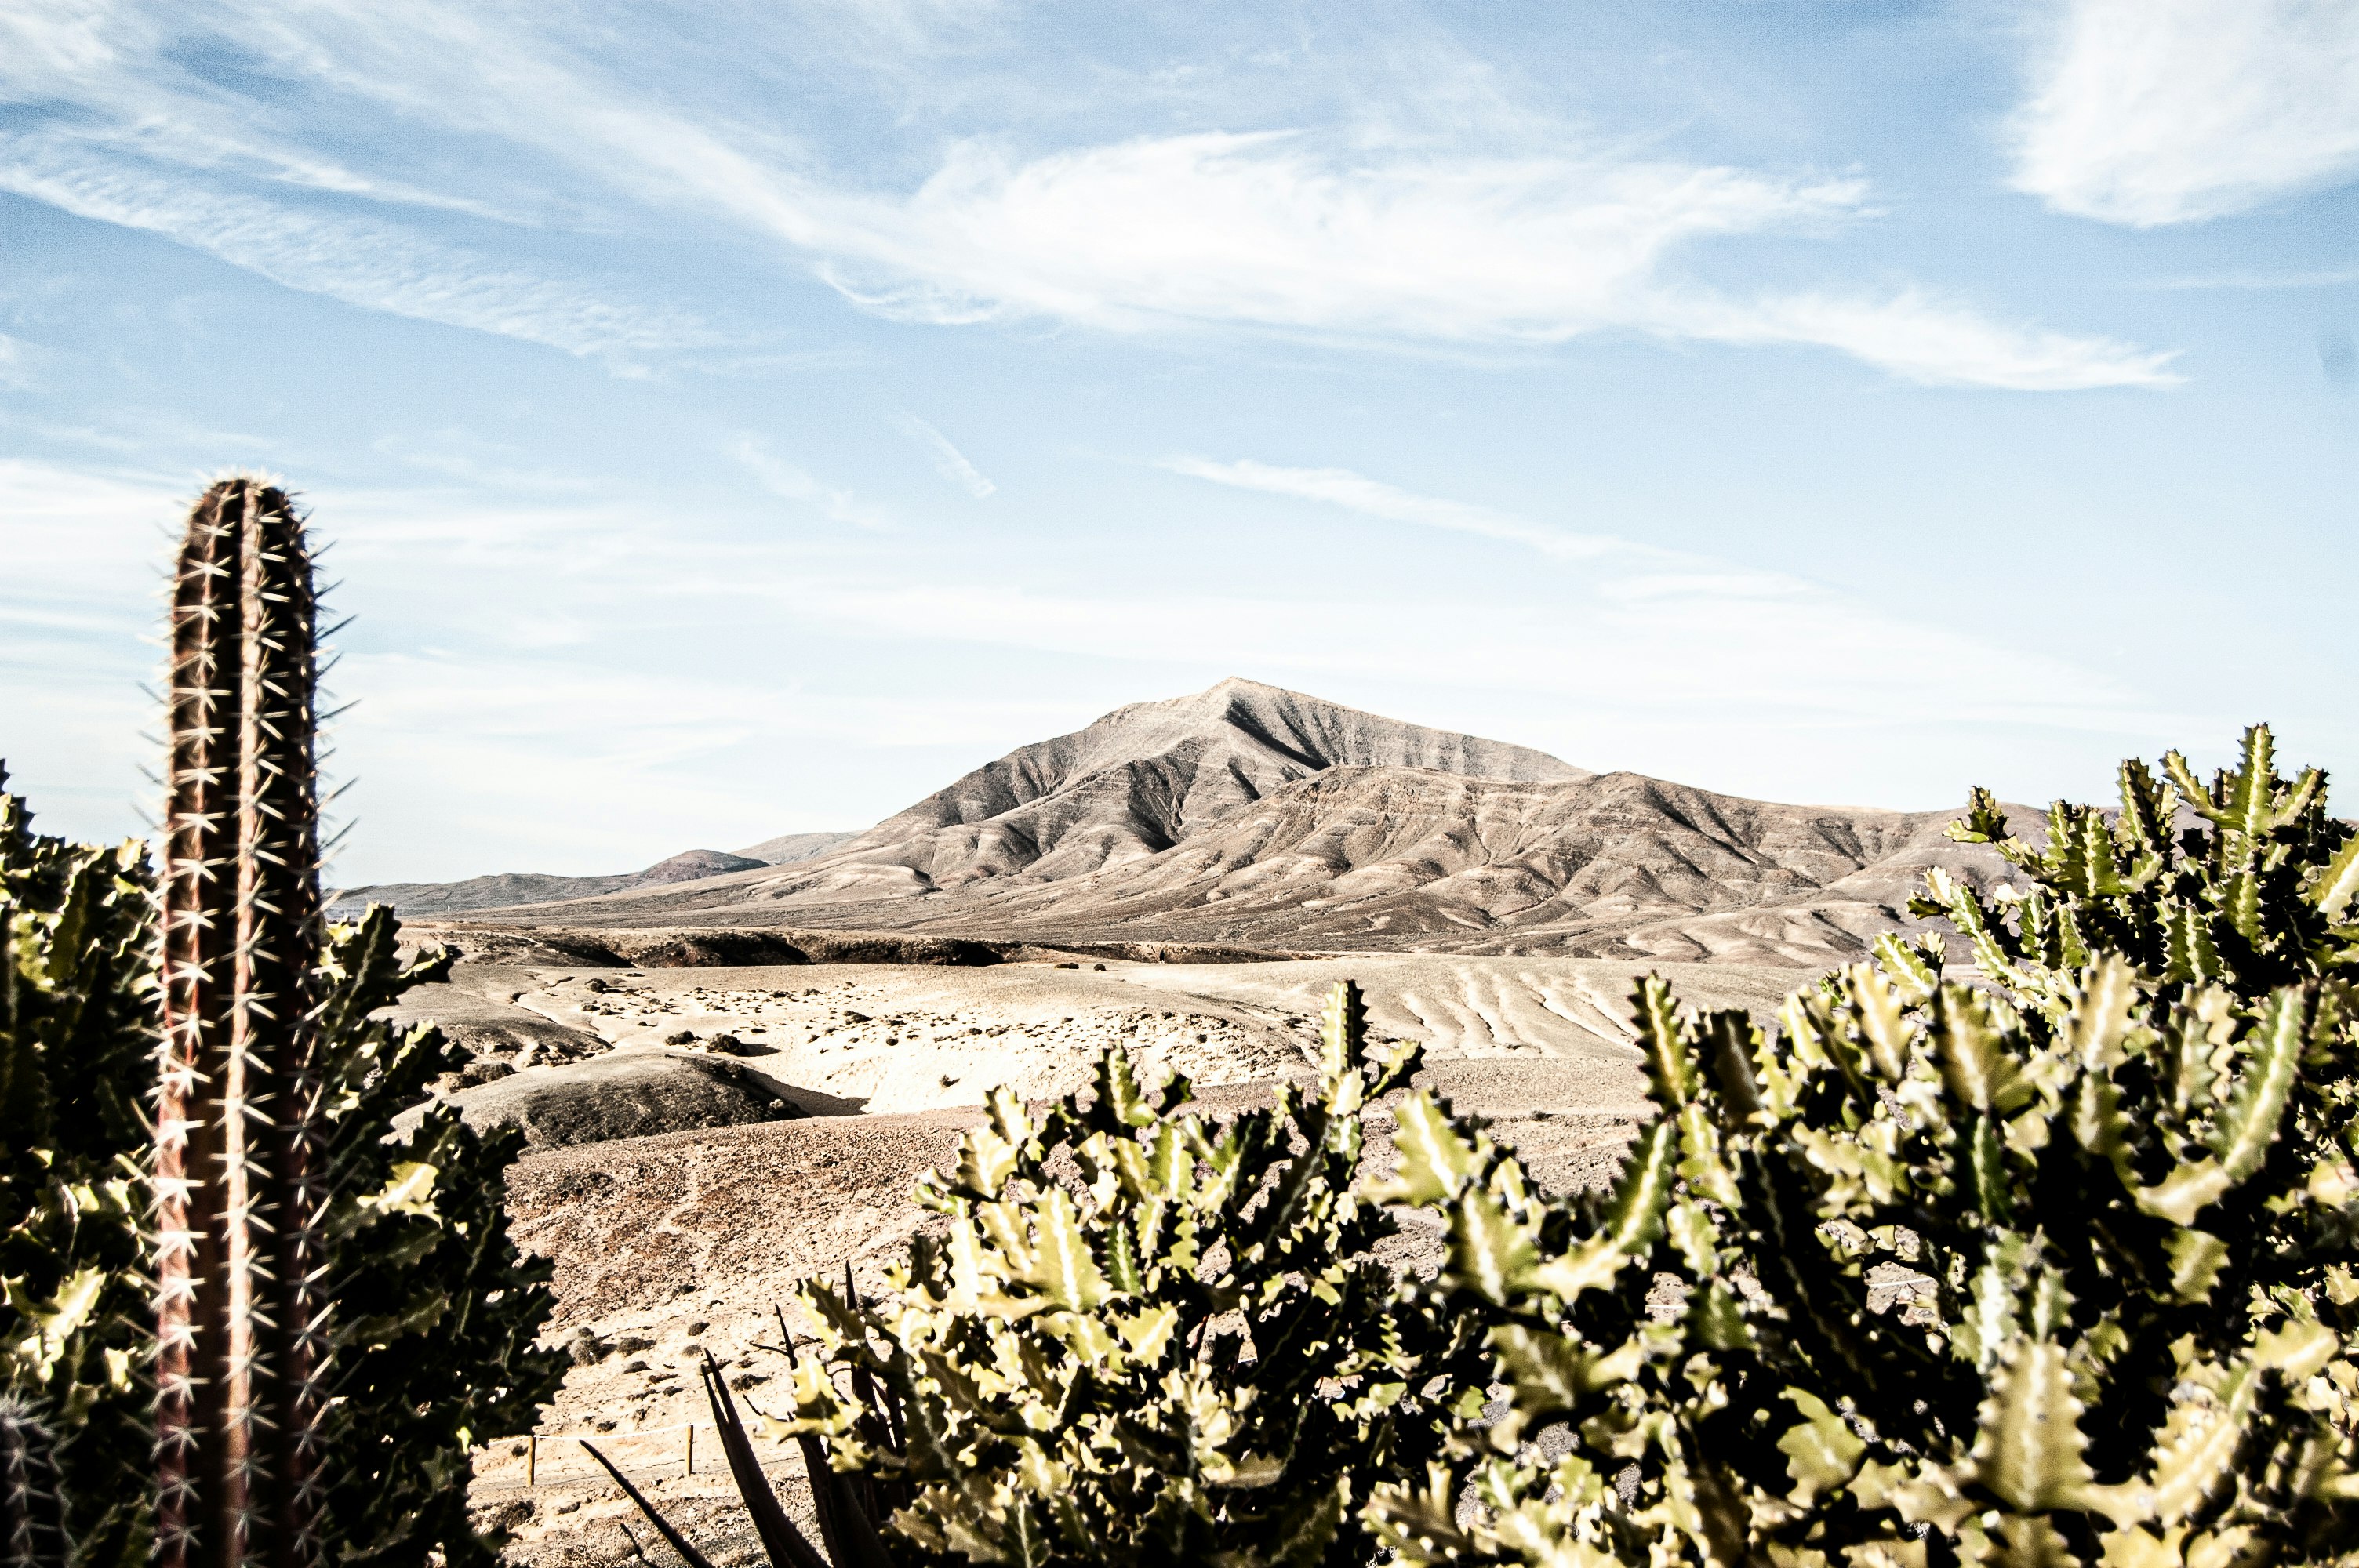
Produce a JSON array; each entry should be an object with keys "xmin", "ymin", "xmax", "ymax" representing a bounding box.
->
[
  {"xmin": 0, "ymin": 1401, "xmax": 66, "ymax": 1568},
  {"xmin": 155, "ymin": 479, "xmax": 329, "ymax": 1568}
]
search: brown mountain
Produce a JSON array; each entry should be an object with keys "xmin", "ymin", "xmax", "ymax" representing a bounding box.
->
[
  {"xmin": 851, "ymin": 765, "xmax": 2023, "ymax": 965},
  {"xmin": 721, "ymin": 676, "xmax": 1585, "ymax": 901},
  {"xmin": 474, "ymin": 681, "xmax": 2016, "ymax": 965}
]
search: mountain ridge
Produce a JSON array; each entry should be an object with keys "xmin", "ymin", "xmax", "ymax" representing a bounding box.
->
[
  {"xmin": 333, "ymin": 846, "xmax": 790, "ymax": 920},
  {"xmin": 790, "ymin": 677, "xmax": 1586, "ymax": 898},
  {"xmin": 492, "ymin": 764, "xmax": 2022, "ymax": 966},
  {"xmin": 441, "ymin": 679, "xmax": 2019, "ymax": 966}
]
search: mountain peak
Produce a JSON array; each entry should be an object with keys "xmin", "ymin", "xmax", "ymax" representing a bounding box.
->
[{"xmin": 738, "ymin": 679, "xmax": 1586, "ymax": 897}]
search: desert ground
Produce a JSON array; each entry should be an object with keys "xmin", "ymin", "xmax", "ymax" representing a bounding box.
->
[
  {"xmin": 357, "ymin": 681, "xmax": 2001, "ymax": 1563},
  {"xmin": 416, "ymin": 935, "xmax": 1804, "ymax": 1566}
]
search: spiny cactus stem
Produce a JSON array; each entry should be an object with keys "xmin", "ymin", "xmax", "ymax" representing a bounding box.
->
[
  {"xmin": 158, "ymin": 486, "xmax": 243, "ymax": 1568},
  {"xmin": 155, "ymin": 479, "xmax": 328, "ymax": 1568}
]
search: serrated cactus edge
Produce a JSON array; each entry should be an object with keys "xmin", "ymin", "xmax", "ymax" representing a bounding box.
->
[{"xmin": 0, "ymin": 1399, "xmax": 67, "ymax": 1568}]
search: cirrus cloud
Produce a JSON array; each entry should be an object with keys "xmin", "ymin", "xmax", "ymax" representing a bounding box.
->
[
  {"xmin": 0, "ymin": 1, "xmax": 2182, "ymax": 390},
  {"xmin": 2009, "ymin": 0, "xmax": 2359, "ymax": 227},
  {"xmin": 794, "ymin": 131, "xmax": 2179, "ymax": 388}
]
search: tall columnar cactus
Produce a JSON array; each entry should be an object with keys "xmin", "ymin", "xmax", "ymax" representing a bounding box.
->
[
  {"xmin": 155, "ymin": 479, "xmax": 329, "ymax": 1568},
  {"xmin": 0, "ymin": 1399, "xmax": 67, "ymax": 1568}
]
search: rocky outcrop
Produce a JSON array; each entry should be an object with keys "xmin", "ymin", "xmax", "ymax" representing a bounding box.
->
[{"xmin": 424, "ymin": 1049, "xmax": 805, "ymax": 1149}]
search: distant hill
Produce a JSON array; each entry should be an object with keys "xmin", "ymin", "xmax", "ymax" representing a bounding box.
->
[
  {"xmin": 448, "ymin": 677, "xmax": 2023, "ymax": 967},
  {"xmin": 330, "ymin": 848, "xmax": 771, "ymax": 920},
  {"xmin": 736, "ymin": 830, "xmax": 859, "ymax": 864}
]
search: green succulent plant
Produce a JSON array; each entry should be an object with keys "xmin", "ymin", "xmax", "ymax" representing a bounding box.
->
[
  {"xmin": 1, "ymin": 775, "xmax": 158, "ymax": 1568},
  {"xmin": 311, "ymin": 909, "xmax": 566, "ymax": 1568},
  {"xmin": 608, "ymin": 982, "xmax": 1489, "ymax": 1568},
  {"xmin": 1369, "ymin": 726, "xmax": 2359, "ymax": 1568},
  {"xmin": 149, "ymin": 479, "xmax": 564, "ymax": 1568},
  {"xmin": 2, "ymin": 1389, "xmax": 71, "ymax": 1568},
  {"xmin": 5, "ymin": 477, "xmax": 562, "ymax": 1568}
]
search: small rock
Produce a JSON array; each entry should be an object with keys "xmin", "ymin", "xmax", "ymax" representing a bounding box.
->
[
  {"xmin": 593, "ymin": 1419, "xmax": 617, "ymax": 1433},
  {"xmin": 688, "ymin": 1321, "xmax": 710, "ymax": 1336},
  {"xmin": 554, "ymin": 1499, "xmax": 581, "ymax": 1515},
  {"xmin": 614, "ymin": 1334, "xmax": 656, "ymax": 1355},
  {"xmin": 584, "ymin": 978, "xmax": 612, "ymax": 993},
  {"xmin": 622, "ymin": 1358, "xmax": 649, "ymax": 1373},
  {"xmin": 663, "ymin": 1029, "xmax": 697, "ymax": 1045},
  {"xmin": 1092, "ymin": 963, "xmax": 1106, "ymax": 971},
  {"xmin": 477, "ymin": 1499, "xmax": 534, "ymax": 1533},
  {"xmin": 841, "ymin": 1011, "xmax": 871, "ymax": 1024}
]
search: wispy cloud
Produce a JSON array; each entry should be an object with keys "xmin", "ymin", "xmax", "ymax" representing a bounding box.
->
[
  {"xmin": 2146, "ymin": 266, "xmax": 2359, "ymax": 292},
  {"xmin": 0, "ymin": 134, "xmax": 707, "ymax": 361},
  {"xmin": 894, "ymin": 412, "xmax": 995, "ymax": 497},
  {"xmin": 2008, "ymin": 0, "xmax": 2359, "ymax": 227},
  {"xmin": 727, "ymin": 437, "xmax": 891, "ymax": 528},
  {"xmin": 1161, "ymin": 456, "xmax": 1634, "ymax": 561},
  {"xmin": 0, "ymin": 332, "xmax": 35, "ymax": 390},
  {"xmin": 0, "ymin": 454, "xmax": 2191, "ymax": 873},
  {"xmin": 1665, "ymin": 289, "xmax": 2181, "ymax": 390},
  {"xmin": 1143, "ymin": 454, "xmax": 2149, "ymax": 726},
  {"xmin": 791, "ymin": 132, "xmax": 2175, "ymax": 389},
  {"xmin": 0, "ymin": 4, "xmax": 2179, "ymax": 390}
]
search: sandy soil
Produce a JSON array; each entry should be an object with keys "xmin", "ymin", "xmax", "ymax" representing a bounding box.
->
[
  {"xmin": 420, "ymin": 952, "xmax": 1795, "ymax": 1117},
  {"xmin": 445, "ymin": 953, "xmax": 1797, "ymax": 1566}
]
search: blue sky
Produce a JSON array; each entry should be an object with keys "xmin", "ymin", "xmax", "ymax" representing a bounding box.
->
[{"xmin": 5, "ymin": 0, "xmax": 2357, "ymax": 883}]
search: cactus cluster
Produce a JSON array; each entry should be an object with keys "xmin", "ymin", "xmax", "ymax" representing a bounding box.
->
[
  {"xmin": 1, "ymin": 773, "xmax": 157, "ymax": 1568},
  {"xmin": 614, "ymin": 984, "xmax": 1490, "ymax": 1568},
  {"xmin": 1372, "ymin": 726, "xmax": 2359, "ymax": 1568},
  {"xmin": 311, "ymin": 909, "xmax": 565, "ymax": 1568},
  {"xmin": 148, "ymin": 479, "xmax": 564, "ymax": 1568},
  {"xmin": 2, "ymin": 477, "xmax": 559, "ymax": 1568}
]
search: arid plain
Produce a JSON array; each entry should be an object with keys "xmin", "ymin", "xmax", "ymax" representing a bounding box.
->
[{"xmin": 358, "ymin": 681, "xmax": 2017, "ymax": 1566}]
